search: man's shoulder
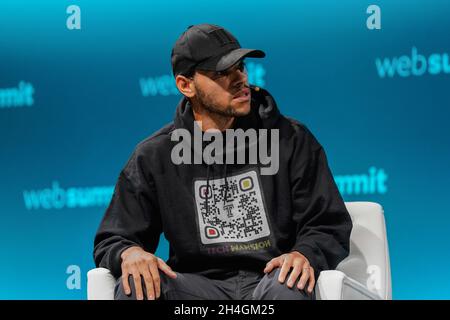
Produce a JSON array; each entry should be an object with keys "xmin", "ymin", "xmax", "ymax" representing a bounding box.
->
[
  {"xmin": 134, "ymin": 122, "xmax": 176, "ymax": 155},
  {"xmin": 284, "ymin": 117, "xmax": 308, "ymax": 134},
  {"xmin": 282, "ymin": 116, "xmax": 322, "ymax": 151},
  {"xmin": 281, "ymin": 116, "xmax": 312, "ymax": 140}
]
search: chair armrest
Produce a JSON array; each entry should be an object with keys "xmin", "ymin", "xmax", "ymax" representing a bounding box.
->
[
  {"xmin": 87, "ymin": 267, "xmax": 116, "ymax": 300},
  {"xmin": 316, "ymin": 270, "xmax": 382, "ymax": 300}
]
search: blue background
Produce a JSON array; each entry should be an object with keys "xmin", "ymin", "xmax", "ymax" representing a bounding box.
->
[{"xmin": 1, "ymin": 0, "xmax": 449, "ymax": 299}]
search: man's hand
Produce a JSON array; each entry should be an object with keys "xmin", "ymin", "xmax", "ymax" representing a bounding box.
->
[
  {"xmin": 263, "ymin": 251, "xmax": 315, "ymax": 294},
  {"xmin": 120, "ymin": 246, "xmax": 177, "ymax": 300}
]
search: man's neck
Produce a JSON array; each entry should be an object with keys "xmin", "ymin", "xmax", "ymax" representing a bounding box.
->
[{"xmin": 191, "ymin": 102, "xmax": 235, "ymax": 132}]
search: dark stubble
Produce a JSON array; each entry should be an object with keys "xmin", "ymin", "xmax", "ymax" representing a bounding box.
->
[{"xmin": 195, "ymin": 84, "xmax": 249, "ymax": 118}]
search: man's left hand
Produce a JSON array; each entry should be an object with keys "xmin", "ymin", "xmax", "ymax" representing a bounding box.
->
[{"xmin": 263, "ymin": 251, "xmax": 315, "ymax": 294}]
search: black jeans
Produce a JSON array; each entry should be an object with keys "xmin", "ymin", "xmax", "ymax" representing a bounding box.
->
[{"xmin": 114, "ymin": 268, "xmax": 315, "ymax": 300}]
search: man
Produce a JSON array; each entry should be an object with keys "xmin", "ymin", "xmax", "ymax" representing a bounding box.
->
[{"xmin": 93, "ymin": 23, "xmax": 352, "ymax": 300}]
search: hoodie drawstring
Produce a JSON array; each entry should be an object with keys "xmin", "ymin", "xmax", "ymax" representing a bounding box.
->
[
  {"xmin": 206, "ymin": 164, "xmax": 210, "ymax": 216},
  {"xmin": 206, "ymin": 163, "xmax": 229, "ymax": 213},
  {"xmin": 223, "ymin": 162, "xmax": 229, "ymax": 206}
]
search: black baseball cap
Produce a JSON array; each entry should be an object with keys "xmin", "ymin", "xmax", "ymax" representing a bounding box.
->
[{"xmin": 171, "ymin": 23, "xmax": 265, "ymax": 77}]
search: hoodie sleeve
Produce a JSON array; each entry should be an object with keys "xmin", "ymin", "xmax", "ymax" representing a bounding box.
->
[
  {"xmin": 93, "ymin": 147, "xmax": 162, "ymax": 278},
  {"xmin": 289, "ymin": 125, "xmax": 352, "ymax": 279}
]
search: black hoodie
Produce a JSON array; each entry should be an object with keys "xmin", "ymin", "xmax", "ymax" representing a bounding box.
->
[{"xmin": 93, "ymin": 86, "xmax": 352, "ymax": 280}]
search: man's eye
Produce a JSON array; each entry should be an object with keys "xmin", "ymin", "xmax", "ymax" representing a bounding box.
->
[
  {"xmin": 213, "ymin": 62, "xmax": 246, "ymax": 79},
  {"xmin": 212, "ymin": 70, "xmax": 225, "ymax": 78}
]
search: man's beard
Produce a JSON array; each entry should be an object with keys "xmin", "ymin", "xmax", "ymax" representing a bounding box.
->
[{"xmin": 195, "ymin": 85, "xmax": 249, "ymax": 118}]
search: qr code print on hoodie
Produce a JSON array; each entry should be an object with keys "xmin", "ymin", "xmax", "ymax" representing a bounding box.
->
[{"xmin": 194, "ymin": 169, "xmax": 271, "ymax": 245}]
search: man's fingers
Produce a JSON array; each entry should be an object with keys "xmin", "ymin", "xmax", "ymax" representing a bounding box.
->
[
  {"xmin": 141, "ymin": 267, "xmax": 155, "ymax": 300},
  {"xmin": 278, "ymin": 255, "xmax": 292, "ymax": 283},
  {"xmin": 286, "ymin": 261, "xmax": 303, "ymax": 288},
  {"xmin": 263, "ymin": 262, "xmax": 272, "ymax": 273},
  {"xmin": 149, "ymin": 263, "xmax": 161, "ymax": 299},
  {"xmin": 120, "ymin": 250, "xmax": 171, "ymax": 300},
  {"xmin": 297, "ymin": 265, "xmax": 311, "ymax": 291},
  {"xmin": 307, "ymin": 268, "xmax": 316, "ymax": 294},
  {"xmin": 264, "ymin": 257, "xmax": 281, "ymax": 273},
  {"xmin": 122, "ymin": 271, "xmax": 131, "ymax": 295},
  {"xmin": 263, "ymin": 261, "xmax": 273, "ymax": 273},
  {"xmin": 157, "ymin": 258, "xmax": 177, "ymax": 279},
  {"xmin": 132, "ymin": 272, "xmax": 144, "ymax": 300}
]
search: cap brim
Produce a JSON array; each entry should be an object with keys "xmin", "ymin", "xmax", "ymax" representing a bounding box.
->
[{"xmin": 196, "ymin": 48, "xmax": 265, "ymax": 72}]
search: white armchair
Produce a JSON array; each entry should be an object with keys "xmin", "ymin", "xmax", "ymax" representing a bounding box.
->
[
  {"xmin": 87, "ymin": 201, "xmax": 392, "ymax": 300},
  {"xmin": 316, "ymin": 202, "xmax": 392, "ymax": 300}
]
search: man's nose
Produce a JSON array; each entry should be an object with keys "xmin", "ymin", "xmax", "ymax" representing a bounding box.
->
[{"xmin": 231, "ymin": 67, "xmax": 247, "ymax": 85}]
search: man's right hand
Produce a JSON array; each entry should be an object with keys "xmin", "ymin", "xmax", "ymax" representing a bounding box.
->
[{"xmin": 120, "ymin": 246, "xmax": 177, "ymax": 300}]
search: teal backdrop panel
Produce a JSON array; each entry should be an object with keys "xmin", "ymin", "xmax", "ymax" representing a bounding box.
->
[{"xmin": 1, "ymin": 0, "xmax": 449, "ymax": 299}]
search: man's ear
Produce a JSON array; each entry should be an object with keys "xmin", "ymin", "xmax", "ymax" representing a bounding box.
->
[{"xmin": 175, "ymin": 75, "xmax": 195, "ymax": 98}]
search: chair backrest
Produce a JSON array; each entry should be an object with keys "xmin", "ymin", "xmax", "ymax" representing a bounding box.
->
[{"xmin": 337, "ymin": 202, "xmax": 392, "ymax": 299}]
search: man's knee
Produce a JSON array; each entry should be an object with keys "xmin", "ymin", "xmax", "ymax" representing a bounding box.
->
[
  {"xmin": 114, "ymin": 270, "xmax": 174, "ymax": 300},
  {"xmin": 252, "ymin": 268, "xmax": 315, "ymax": 300}
]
